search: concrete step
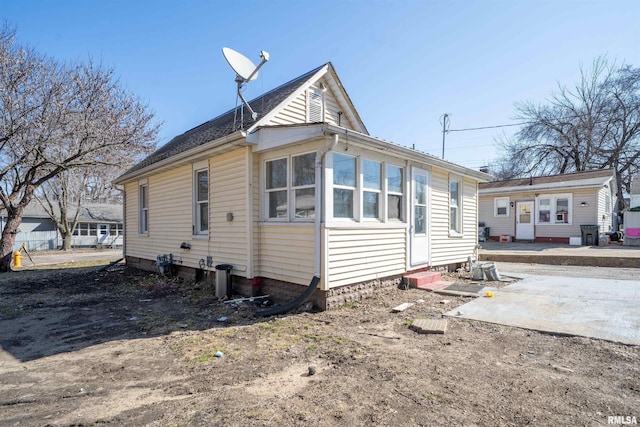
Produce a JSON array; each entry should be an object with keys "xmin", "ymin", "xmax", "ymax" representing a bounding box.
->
[
  {"xmin": 416, "ymin": 280, "xmax": 453, "ymax": 291},
  {"xmin": 404, "ymin": 271, "xmax": 441, "ymax": 288}
]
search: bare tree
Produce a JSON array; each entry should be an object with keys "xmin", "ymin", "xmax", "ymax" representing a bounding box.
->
[
  {"xmin": 0, "ymin": 25, "xmax": 158, "ymax": 271},
  {"xmin": 495, "ymin": 57, "xmax": 640, "ymax": 211}
]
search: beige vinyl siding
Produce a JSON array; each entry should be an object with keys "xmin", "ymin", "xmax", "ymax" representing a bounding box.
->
[
  {"xmin": 481, "ymin": 187, "xmax": 607, "ymax": 240},
  {"xmin": 269, "ymin": 91, "xmax": 307, "ymax": 125},
  {"xmin": 123, "ymin": 149, "xmax": 251, "ymax": 275},
  {"xmin": 478, "ymin": 195, "xmax": 514, "ymax": 237},
  {"xmin": 267, "ymin": 79, "xmax": 357, "ymax": 130},
  {"xmin": 597, "ymin": 186, "xmax": 613, "ymax": 232},
  {"xmin": 326, "ymin": 227, "xmax": 406, "ymax": 288},
  {"xmin": 257, "ymin": 224, "xmax": 315, "ymax": 285},
  {"xmin": 536, "ymin": 188, "xmax": 596, "ymax": 239},
  {"xmin": 209, "ymin": 148, "xmax": 249, "ymax": 273},
  {"xmin": 429, "ymin": 169, "xmax": 478, "ymax": 266},
  {"xmin": 124, "ymin": 181, "xmax": 140, "ymax": 253},
  {"xmin": 124, "ymin": 164, "xmax": 193, "ymax": 262}
]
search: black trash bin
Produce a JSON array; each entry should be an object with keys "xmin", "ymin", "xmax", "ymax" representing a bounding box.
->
[
  {"xmin": 580, "ymin": 225, "xmax": 600, "ymax": 246},
  {"xmin": 215, "ymin": 264, "xmax": 234, "ymax": 298}
]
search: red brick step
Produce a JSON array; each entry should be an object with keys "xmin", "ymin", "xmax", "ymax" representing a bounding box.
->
[{"xmin": 404, "ymin": 271, "xmax": 452, "ymax": 291}]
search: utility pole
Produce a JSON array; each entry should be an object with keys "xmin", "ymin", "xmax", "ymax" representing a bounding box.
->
[{"xmin": 440, "ymin": 113, "xmax": 450, "ymax": 159}]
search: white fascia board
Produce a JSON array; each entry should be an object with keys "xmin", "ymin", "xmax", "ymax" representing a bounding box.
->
[
  {"xmin": 479, "ymin": 178, "xmax": 609, "ymax": 195},
  {"xmin": 114, "ymin": 131, "xmax": 246, "ymax": 185},
  {"xmin": 245, "ymin": 65, "xmax": 330, "ymax": 134},
  {"xmin": 247, "ymin": 124, "xmax": 326, "ymax": 152},
  {"xmin": 322, "ymin": 124, "xmax": 491, "ymax": 182},
  {"xmin": 325, "ymin": 67, "xmax": 368, "ymax": 134}
]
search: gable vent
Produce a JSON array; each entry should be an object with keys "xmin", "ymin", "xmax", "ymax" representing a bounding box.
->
[{"xmin": 307, "ymin": 88, "xmax": 324, "ymax": 122}]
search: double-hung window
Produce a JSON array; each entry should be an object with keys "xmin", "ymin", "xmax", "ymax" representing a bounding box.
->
[
  {"xmin": 387, "ymin": 165, "xmax": 403, "ymax": 221},
  {"xmin": 536, "ymin": 193, "xmax": 572, "ymax": 225},
  {"xmin": 265, "ymin": 153, "xmax": 316, "ymax": 221},
  {"xmin": 363, "ymin": 160, "xmax": 381, "ymax": 219},
  {"xmin": 449, "ymin": 175, "xmax": 462, "ymax": 234},
  {"xmin": 333, "ymin": 153, "xmax": 356, "ymax": 219},
  {"xmin": 194, "ymin": 166, "xmax": 209, "ymax": 235},
  {"xmin": 293, "ymin": 153, "xmax": 316, "ymax": 218},
  {"xmin": 266, "ymin": 158, "xmax": 288, "ymax": 219},
  {"xmin": 139, "ymin": 181, "xmax": 148, "ymax": 235}
]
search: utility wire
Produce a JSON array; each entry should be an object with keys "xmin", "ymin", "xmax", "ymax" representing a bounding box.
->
[{"xmin": 448, "ymin": 122, "xmax": 527, "ymax": 132}]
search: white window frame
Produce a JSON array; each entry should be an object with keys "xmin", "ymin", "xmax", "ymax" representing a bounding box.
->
[
  {"xmin": 139, "ymin": 179, "xmax": 148, "ymax": 235},
  {"xmin": 193, "ymin": 161, "xmax": 209, "ymax": 236},
  {"xmin": 265, "ymin": 156, "xmax": 289, "ymax": 221},
  {"xmin": 449, "ymin": 174, "xmax": 462, "ymax": 235},
  {"xmin": 331, "ymin": 152, "xmax": 357, "ymax": 220},
  {"xmin": 307, "ymin": 87, "xmax": 324, "ymax": 123},
  {"xmin": 362, "ymin": 159, "xmax": 382, "ymax": 220},
  {"xmin": 535, "ymin": 193, "xmax": 573, "ymax": 225},
  {"xmin": 263, "ymin": 152, "xmax": 317, "ymax": 222},
  {"xmin": 494, "ymin": 197, "xmax": 510, "ymax": 217},
  {"xmin": 386, "ymin": 164, "xmax": 404, "ymax": 222},
  {"xmin": 292, "ymin": 152, "xmax": 317, "ymax": 220}
]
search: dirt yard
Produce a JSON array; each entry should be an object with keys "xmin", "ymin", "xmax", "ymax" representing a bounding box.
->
[{"xmin": 1, "ymin": 263, "xmax": 638, "ymax": 426}]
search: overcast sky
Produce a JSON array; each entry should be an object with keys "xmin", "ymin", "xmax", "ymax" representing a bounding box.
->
[{"xmin": 3, "ymin": 0, "xmax": 639, "ymax": 170}]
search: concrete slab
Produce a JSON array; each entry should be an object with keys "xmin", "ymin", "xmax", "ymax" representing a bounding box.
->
[
  {"xmin": 411, "ymin": 318, "xmax": 447, "ymax": 334},
  {"xmin": 445, "ymin": 275, "xmax": 640, "ymax": 345}
]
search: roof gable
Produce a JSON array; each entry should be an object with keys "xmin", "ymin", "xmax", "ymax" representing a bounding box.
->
[{"xmin": 120, "ymin": 62, "xmax": 367, "ymax": 179}]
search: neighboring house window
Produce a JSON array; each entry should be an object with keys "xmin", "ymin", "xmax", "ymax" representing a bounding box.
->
[
  {"xmin": 109, "ymin": 224, "xmax": 124, "ymax": 236},
  {"xmin": 307, "ymin": 88, "xmax": 324, "ymax": 122},
  {"xmin": 387, "ymin": 165, "xmax": 403, "ymax": 221},
  {"xmin": 494, "ymin": 197, "xmax": 510, "ymax": 217},
  {"xmin": 363, "ymin": 160, "xmax": 381, "ymax": 219},
  {"xmin": 449, "ymin": 175, "xmax": 462, "ymax": 233},
  {"xmin": 536, "ymin": 194, "xmax": 572, "ymax": 225},
  {"xmin": 333, "ymin": 153, "xmax": 356, "ymax": 219},
  {"xmin": 74, "ymin": 223, "xmax": 98, "ymax": 236},
  {"xmin": 139, "ymin": 182, "xmax": 148, "ymax": 234},
  {"xmin": 556, "ymin": 198, "xmax": 569, "ymax": 223},
  {"xmin": 538, "ymin": 198, "xmax": 551, "ymax": 223},
  {"xmin": 194, "ymin": 168, "xmax": 209, "ymax": 234},
  {"xmin": 265, "ymin": 152, "xmax": 316, "ymax": 221}
]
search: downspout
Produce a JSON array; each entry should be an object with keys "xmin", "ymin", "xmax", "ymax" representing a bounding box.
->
[
  {"xmin": 256, "ymin": 131, "xmax": 338, "ymax": 316},
  {"xmin": 314, "ymin": 131, "xmax": 339, "ymax": 277}
]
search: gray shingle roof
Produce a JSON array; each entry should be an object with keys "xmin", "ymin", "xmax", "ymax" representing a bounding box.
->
[
  {"xmin": 479, "ymin": 169, "xmax": 614, "ymax": 190},
  {"xmin": 124, "ymin": 63, "xmax": 327, "ymax": 175},
  {"xmin": 1, "ymin": 203, "xmax": 123, "ymax": 223}
]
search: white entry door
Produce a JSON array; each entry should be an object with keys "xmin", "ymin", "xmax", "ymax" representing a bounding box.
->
[
  {"xmin": 97, "ymin": 224, "xmax": 109, "ymax": 244},
  {"xmin": 515, "ymin": 201, "xmax": 534, "ymax": 240},
  {"xmin": 410, "ymin": 168, "xmax": 430, "ymax": 266}
]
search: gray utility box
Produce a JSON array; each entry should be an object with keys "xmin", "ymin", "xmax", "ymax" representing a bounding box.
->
[{"xmin": 215, "ymin": 264, "xmax": 233, "ymax": 298}]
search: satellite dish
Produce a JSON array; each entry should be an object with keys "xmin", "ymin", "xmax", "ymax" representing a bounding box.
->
[
  {"xmin": 221, "ymin": 47, "xmax": 270, "ymax": 126},
  {"xmin": 222, "ymin": 47, "xmax": 260, "ymax": 81}
]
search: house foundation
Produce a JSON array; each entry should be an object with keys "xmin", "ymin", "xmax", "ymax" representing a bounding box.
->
[{"xmin": 125, "ymin": 255, "xmax": 406, "ymax": 311}]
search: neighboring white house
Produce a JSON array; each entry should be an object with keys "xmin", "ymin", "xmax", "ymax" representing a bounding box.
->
[
  {"xmin": 478, "ymin": 169, "xmax": 616, "ymax": 244},
  {"xmin": 114, "ymin": 62, "xmax": 490, "ymax": 309},
  {"xmin": 0, "ymin": 203, "xmax": 123, "ymax": 251}
]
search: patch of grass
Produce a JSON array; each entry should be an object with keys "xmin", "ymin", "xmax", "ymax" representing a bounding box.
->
[
  {"xmin": 0, "ymin": 303, "xmax": 21, "ymax": 318},
  {"xmin": 306, "ymin": 344, "xmax": 318, "ymax": 351},
  {"xmin": 339, "ymin": 301, "xmax": 360, "ymax": 309}
]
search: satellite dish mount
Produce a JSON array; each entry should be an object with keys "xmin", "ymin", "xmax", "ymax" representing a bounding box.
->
[{"xmin": 222, "ymin": 47, "xmax": 270, "ymax": 129}]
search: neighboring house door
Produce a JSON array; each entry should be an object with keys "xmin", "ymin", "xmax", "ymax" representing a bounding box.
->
[
  {"xmin": 410, "ymin": 167, "xmax": 430, "ymax": 266},
  {"xmin": 97, "ymin": 224, "xmax": 109, "ymax": 244},
  {"xmin": 515, "ymin": 201, "xmax": 534, "ymax": 240}
]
